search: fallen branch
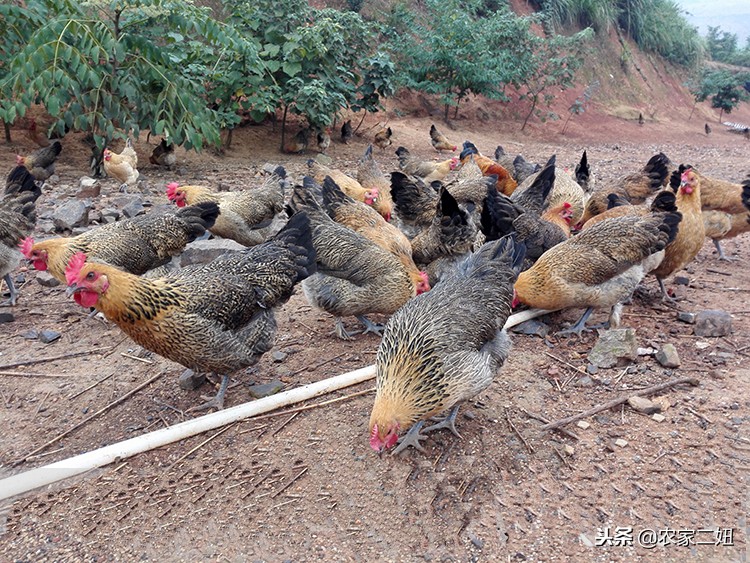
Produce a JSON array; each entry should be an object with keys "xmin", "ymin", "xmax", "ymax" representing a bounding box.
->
[
  {"xmin": 544, "ymin": 351, "xmax": 588, "ymax": 377},
  {"xmin": 13, "ymin": 369, "xmax": 165, "ymax": 465},
  {"xmin": 0, "ymin": 371, "xmax": 71, "ymax": 378},
  {"xmin": 0, "ymin": 346, "xmax": 114, "ymax": 371},
  {"xmin": 541, "ymin": 377, "xmax": 700, "ymax": 431},
  {"xmin": 506, "ymin": 409, "xmax": 534, "ymax": 453},
  {"xmin": 67, "ymin": 371, "xmax": 117, "ymax": 400}
]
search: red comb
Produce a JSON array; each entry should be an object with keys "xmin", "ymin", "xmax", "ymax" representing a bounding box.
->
[
  {"xmin": 65, "ymin": 252, "xmax": 88, "ymax": 286},
  {"xmin": 19, "ymin": 237, "xmax": 34, "ymax": 258},
  {"xmin": 563, "ymin": 202, "xmax": 572, "ymax": 209},
  {"xmin": 166, "ymin": 182, "xmax": 179, "ymax": 200}
]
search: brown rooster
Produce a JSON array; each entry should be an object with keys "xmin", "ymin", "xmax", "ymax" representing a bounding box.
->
[
  {"xmin": 369, "ymin": 235, "xmax": 524, "ymax": 454},
  {"xmin": 66, "ymin": 212, "xmax": 316, "ymax": 411},
  {"xmin": 581, "ymin": 190, "xmax": 678, "ymax": 231},
  {"xmin": 580, "ymin": 152, "xmax": 670, "ymax": 226},
  {"xmin": 290, "ymin": 178, "xmax": 416, "ymax": 340},
  {"xmin": 459, "ymin": 141, "xmax": 517, "ymax": 196},
  {"xmin": 357, "ymin": 145, "xmax": 394, "ymax": 222},
  {"xmin": 0, "ymin": 192, "xmax": 38, "ymax": 305},
  {"xmin": 514, "ymin": 210, "xmax": 681, "ymax": 335},
  {"xmin": 374, "ymin": 127, "xmax": 392, "ymax": 150},
  {"xmin": 149, "ymin": 138, "xmax": 176, "ymax": 169},
  {"xmin": 17, "ymin": 140, "xmax": 62, "ymax": 183},
  {"xmin": 429, "ymin": 124, "xmax": 457, "ymax": 153},
  {"xmin": 167, "ymin": 166, "xmax": 287, "ymax": 247},
  {"xmin": 22, "ymin": 202, "xmax": 219, "ymax": 283},
  {"xmin": 103, "ymin": 138, "xmax": 139, "ymax": 192}
]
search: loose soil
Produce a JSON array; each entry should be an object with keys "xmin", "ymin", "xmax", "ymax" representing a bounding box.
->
[{"xmin": 1, "ymin": 95, "xmax": 750, "ymax": 562}]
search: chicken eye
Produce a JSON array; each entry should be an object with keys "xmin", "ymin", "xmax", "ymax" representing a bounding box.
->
[{"xmin": 86, "ymin": 272, "xmax": 96, "ymax": 280}]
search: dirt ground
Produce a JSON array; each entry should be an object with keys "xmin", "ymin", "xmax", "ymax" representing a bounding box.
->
[{"xmin": 1, "ymin": 94, "xmax": 750, "ymax": 563}]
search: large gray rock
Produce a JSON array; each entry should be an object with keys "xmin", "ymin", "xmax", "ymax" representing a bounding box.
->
[
  {"xmin": 35, "ymin": 271, "xmax": 60, "ymax": 288},
  {"xmin": 113, "ymin": 195, "xmax": 145, "ymax": 218},
  {"xmin": 180, "ymin": 238, "xmax": 246, "ymax": 267},
  {"xmin": 694, "ymin": 310, "xmax": 733, "ymax": 337},
  {"xmin": 76, "ymin": 177, "xmax": 100, "ymax": 198},
  {"xmin": 588, "ymin": 328, "xmax": 638, "ymax": 369},
  {"xmin": 53, "ymin": 199, "xmax": 89, "ymax": 231}
]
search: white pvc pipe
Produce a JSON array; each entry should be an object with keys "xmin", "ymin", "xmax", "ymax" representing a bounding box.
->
[{"xmin": 0, "ymin": 308, "xmax": 552, "ymax": 500}]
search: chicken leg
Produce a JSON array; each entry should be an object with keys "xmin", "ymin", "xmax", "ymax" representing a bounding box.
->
[
  {"xmin": 1, "ymin": 274, "xmax": 18, "ymax": 306},
  {"xmin": 333, "ymin": 318, "xmax": 358, "ymax": 341},
  {"xmin": 391, "ymin": 421, "xmax": 428, "ymax": 455},
  {"xmin": 557, "ymin": 307, "xmax": 594, "ymax": 337},
  {"xmin": 713, "ymin": 240, "xmax": 735, "ymax": 262},
  {"xmin": 422, "ymin": 404, "xmax": 462, "ymax": 437},
  {"xmin": 187, "ymin": 374, "xmax": 230, "ymax": 412},
  {"xmin": 657, "ymin": 279, "xmax": 679, "ymax": 304},
  {"xmin": 357, "ymin": 315, "xmax": 385, "ymax": 337}
]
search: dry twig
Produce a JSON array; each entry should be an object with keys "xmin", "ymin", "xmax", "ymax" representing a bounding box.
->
[{"xmin": 541, "ymin": 377, "xmax": 700, "ymax": 431}]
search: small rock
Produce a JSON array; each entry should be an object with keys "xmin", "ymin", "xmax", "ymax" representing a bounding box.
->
[
  {"xmin": 217, "ymin": 182, "xmax": 232, "ymax": 192},
  {"xmin": 695, "ymin": 341, "xmax": 712, "ymax": 350},
  {"xmin": 314, "ymin": 154, "xmax": 333, "ymax": 166},
  {"xmin": 614, "ymin": 438, "xmax": 628, "ymax": 448},
  {"xmin": 588, "ymin": 328, "xmax": 638, "ymax": 369},
  {"xmin": 673, "ymin": 275, "xmax": 690, "ymax": 286},
  {"xmin": 37, "ymin": 220, "xmax": 55, "ymax": 234},
  {"xmin": 637, "ymin": 347, "xmax": 656, "ymax": 356},
  {"xmin": 35, "ymin": 271, "xmax": 61, "ymax": 288},
  {"xmin": 652, "ymin": 413, "xmax": 666, "ymax": 422},
  {"xmin": 510, "ymin": 319, "xmax": 550, "ymax": 338},
  {"xmin": 178, "ymin": 369, "xmax": 206, "ymax": 390},
  {"xmin": 53, "ymin": 199, "xmax": 89, "ymax": 230},
  {"xmin": 469, "ymin": 534, "xmax": 484, "ymax": 550},
  {"xmin": 22, "ymin": 329, "xmax": 38, "ymax": 339},
  {"xmin": 576, "ymin": 376, "xmax": 593, "ymax": 387},
  {"xmin": 586, "ymin": 364, "xmax": 598, "ymax": 375},
  {"xmin": 694, "ymin": 310, "xmax": 733, "ymax": 337},
  {"xmin": 121, "ymin": 197, "xmax": 145, "ymax": 218},
  {"xmin": 627, "ymin": 396, "xmax": 661, "ymax": 414},
  {"xmin": 731, "ymin": 417, "xmax": 743, "ymax": 425},
  {"xmin": 655, "ymin": 344, "xmax": 681, "ymax": 368},
  {"xmin": 38, "ymin": 330, "xmax": 61, "ymax": 344},
  {"xmin": 248, "ymin": 380, "xmax": 284, "ymax": 399},
  {"xmin": 0, "ymin": 312, "xmax": 15, "ymax": 323},
  {"xmin": 576, "ymin": 420, "xmax": 590, "ymax": 429},
  {"xmin": 271, "ymin": 351, "xmax": 288, "ymax": 363},
  {"xmin": 181, "ymin": 239, "xmax": 247, "ymax": 267},
  {"xmin": 579, "ymin": 534, "xmax": 594, "ymax": 548},
  {"xmin": 677, "ymin": 312, "xmax": 696, "ymax": 324},
  {"xmin": 76, "ymin": 178, "xmax": 100, "ymax": 198},
  {"xmin": 563, "ymin": 445, "xmax": 575, "ymax": 455}
]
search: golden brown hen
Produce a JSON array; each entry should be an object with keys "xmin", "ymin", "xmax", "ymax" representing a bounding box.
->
[
  {"xmin": 103, "ymin": 138, "xmax": 139, "ymax": 192},
  {"xmin": 429, "ymin": 124, "xmax": 457, "ymax": 153},
  {"xmin": 357, "ymin": 145, "xmax": 394, "ymax": 222}
]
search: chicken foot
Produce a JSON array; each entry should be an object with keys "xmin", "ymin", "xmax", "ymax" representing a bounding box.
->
[
  {"xmin": 657, "ymin": 279, "xmax": 679, "ymax": 304},
  {"xmin": 333, "ymin": 318, "xmax": 358, "ymax": 341},
  {"xmin": 187, "ymin": 374, "xmax": 230, "ymax": 412},
  {"xmin": 357, "ymin": 316, "xmax": 385, "ymax": 337},
  {"xmin": 1, "ymin": 274, "xmax": 18, "ymax": 306},
  {"xmin": 556, "ymin": 307, "xmax": 594, "ymax": 337},
  {"xmin": 712, "ymin": 240, "xmax": 736, "ymax": 262},
  {"xmin": 422, "ymin": 404, "xmax": 462, "ymax": 438},
  {"xmin": 392, "ymin": 405, "xmax": 463, "ymax": 455}
]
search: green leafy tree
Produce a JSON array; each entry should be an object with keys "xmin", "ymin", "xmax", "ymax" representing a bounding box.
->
[
  {"xmin": 0, "ymin": 0, "xmax": 261, "ymax": 151},
  {"xmin": 227, "ymin": 0, "xmax": 393, "ymax": 151},
  {"xmin": 514, "ymin": 28, "xmax": 593, "ymax": 130},
  {"xmin": 693, "ymin": 67, "xmax": 750, "ymax": 121},
  {"xmin": 388, "ymin": 0, "xmax": 536, "ymax": 120},
  {"xmin": 705, "ymin": 26, "xmax": 738, "ymax": 63}
]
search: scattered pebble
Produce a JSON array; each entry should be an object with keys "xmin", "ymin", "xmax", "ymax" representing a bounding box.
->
[
  {"xmin": 677, "ymin": 312, "xmax": 696, "ymax": 324},
  {"xmin": 652, "ymin": 413, "xmax": 666, "ymax": 422},
  {"xmin": 576, "ymin": 420, "xmax": 590, "ymax": 429},
  {"xmin": 248, "ymin": 380, "xmax": 285, "ymax": 399},
  {"xmin": 38, "ymin": 330, "xmax": 61, "ymax": 344},
  {"xmin": 614, "ymin": 438, "xmax": 628, "ymax": 448},
  {"xmin": 0, "ymin": 312, "xmax": 15, "ymax": 323},
  {"xmin": 655, "ymin": 344, "xmax": 681, "ymax": 368},
  {"xmin": 673, "ymin": 275, "xmax": 690, "ymax": 286},
  {"xmin": 22, "ymin": 329, "xmax": 38, "ymax": 339},
  {"xmin": 695, "ymin": 341, "xmax": 712, "ymax": 350},
  {"xmin": 564, "ymin": 445, "xmax": 575, "ymax": 455},
  {"xmin": 627, "ymin": 396, "xmax": 661, "ymax": 414},
  {"xmin": 35, "ymin": 271, "xmax": 61, "ymax": 288},
  {"xmin": 588, "ymin": 328, "xmax": 638, "ymax": 368},
  {"xmin": 271, "ymin": 351, "xmax": 288, "ymax": 363}
]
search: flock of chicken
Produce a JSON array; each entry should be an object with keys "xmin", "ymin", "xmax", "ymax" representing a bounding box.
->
[{"xmin": 2, "ymin": 122, "xmax": 749, "ymax": 454}]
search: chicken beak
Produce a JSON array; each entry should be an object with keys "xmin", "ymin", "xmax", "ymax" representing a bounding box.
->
[{"xmin": 66, "ymin": 284, "xmax": 79, "ymax": 298}]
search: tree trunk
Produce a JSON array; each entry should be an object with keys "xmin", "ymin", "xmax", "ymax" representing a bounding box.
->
[
  {"xmin": 225, "ymin": 127, "xmax": 233, "ymax": 150},
  {"xmin": 453, "ymin": 96, "xmax": 461, "ymax": 119},
  {"xmin": 444, "ymin": 102, "xmax": 449, "ymax": 121},
  {"xmin": 353, "ymin": 110, "xmax": 367, "ymax": 134},
  {"xmin": 280, "ymin": 104, "xmax": 288, "ymax": 152},
  {"xmin": 688, "ymin": 100, "xmax": 697, "ymax": 120},
  {"xmin": 521, "ymin": 96, "xmax": 538, "ymax": 131},
  {"xmin": 719, "ymin": 108, "xmax": 724, "ymax": 123},
  {"xmin": 3, "ymin": 121, "xmax": 10, "ymax": 143}
]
